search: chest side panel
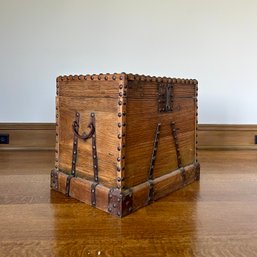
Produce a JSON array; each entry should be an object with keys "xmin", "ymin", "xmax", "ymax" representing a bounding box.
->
[
  {"xmin": 124, "ymin": 80, "xmax": 197, "ymax": 188},
  {"xmin": 57, "ymin": 78, "xmax": 122, "ymax": 188}
]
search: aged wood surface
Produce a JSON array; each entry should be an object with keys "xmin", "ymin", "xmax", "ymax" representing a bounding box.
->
[
  {"xmin": 54, "ymin": 73, "xmax": 198, "ymax": 216},
  {"xmin": 1, "ymin": 150, "xmax": 257, "ymax": 256}
]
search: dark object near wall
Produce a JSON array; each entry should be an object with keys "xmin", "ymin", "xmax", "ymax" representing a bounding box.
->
[{"xmin": 0, "ymin": 134, "xmax": 9, "ymax": 144}]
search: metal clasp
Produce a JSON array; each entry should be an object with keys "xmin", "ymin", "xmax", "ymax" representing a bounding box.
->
[{"xmin": 158, "ymin": 83, "xmax": 173, "ymax": 112}]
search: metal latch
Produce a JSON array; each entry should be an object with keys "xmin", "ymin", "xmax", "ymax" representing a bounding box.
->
[{"xmin": 158, "ymin": 83, "xmax": 173, "ymax": 112}]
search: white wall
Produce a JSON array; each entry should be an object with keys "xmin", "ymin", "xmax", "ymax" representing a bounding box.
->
[{"xmin": 0, "ymin": 0, "xmax": 257, "ymax": 124}]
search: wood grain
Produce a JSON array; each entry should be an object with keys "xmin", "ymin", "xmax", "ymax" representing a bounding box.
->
[
  {"xmin": 125, "ymin": 80, "xmax": 196, "ymax": 187},
  {"xmin": 1, "ymin": 150, "xmax": 257, "ymax": 256}
]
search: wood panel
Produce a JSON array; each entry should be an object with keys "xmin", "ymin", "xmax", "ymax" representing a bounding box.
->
[
  {"xmin": 125, "ymin": 79, "xmax": 196, "ymax": 188},
  {"xmin": 58, "ymin": 96, "xmax": 120, "ymax": 187}
]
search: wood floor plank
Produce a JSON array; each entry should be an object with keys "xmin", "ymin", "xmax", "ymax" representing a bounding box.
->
[{"xmin": 0, "ymin": 150, "xmax": 257, "ymax": 257}]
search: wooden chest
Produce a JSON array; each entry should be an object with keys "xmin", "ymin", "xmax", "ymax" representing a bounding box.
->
[{"xmin": 50, "ymin": 73, "xmax": 200, "ymax": 217}]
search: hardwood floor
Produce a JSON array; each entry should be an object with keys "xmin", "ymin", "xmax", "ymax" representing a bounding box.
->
[{"xmin": 0, "ymin": 150, "xmax": 257, "ymax": 257}]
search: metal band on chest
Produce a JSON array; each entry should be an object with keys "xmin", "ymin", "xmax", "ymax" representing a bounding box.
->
[
  {"xmin": 148, "ymin": 123, "xmax": 161, "ymax": 180},
  {"xmin": 148, "ymin": 123, "xmax": 161, "ymax": 203},
  {"xmin": 171, "ymin": 121, "xmax": 187, "ymax": 183},
  {"xmin": 66, "ymin": 112, "xmax": 99, "ymax": 205}
]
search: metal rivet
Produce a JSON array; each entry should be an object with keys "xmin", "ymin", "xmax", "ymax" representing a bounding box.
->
[
  {"xmin": 118, "ymin": 134, "xmax": 122, "ymax": 139},
  {"xmin": 122, "ymin": 112, "xmax": 126, "ymax": 116},
  {"xmin": 118, "ymin": 113, "xmax": 122, "ymax": 117},
  {"xmin": 119, "ymin": 92, "xmax": 123, "ymax": 97},
  {"xmin": 93, "ymin": 155, "xmax": 96, "ymax": 159},
  {"xmin": 117, "ymin": 211, "xmax": 121, "ymax": 216},
  {"xmin": 91, "ymin": 75, "xmax": 94, "ymax": 80},
  {"xmin": 119, "ymin": 85, "xmax": 123, "ymax": 89},
  {"xmin": 118, "ymin": 123, "xmax": 122, "ymax": 127},
  {"xmin": 91, "ymin": 113, "xmax": 95, "ymax": 117},
  {"xmin": 117, "ymin": 157, "xmax": 121, "ymax": 162},
  {"xmin": 98, "ymin": 75, "xmax": 101, "ymax": 80},
  {"xmin": 117, "ymin": 146, "xmax": 121, "ymax": 151},
  {"xmin": 112, "ymin": 75, "xmax": 116, "ymax": 80},
  {"xmin": 118, "ymin": 101, "xmax": 122, "ymax": 105},
  {"xmin": 91, "ymin": 189, "xmax": 95, "ymax": 193},
  {"xmin": 117, "ymin": 167, "xmax": 121, "ymax": 172},
  {"xmin": 108, "ymin": 207, "xmax": 112, "ymax": 212}
]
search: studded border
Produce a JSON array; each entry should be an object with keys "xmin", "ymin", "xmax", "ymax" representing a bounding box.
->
[
  {"xmin": 56, "ymin": 73, "xmax": 198, "ymax": 85},
  {"xmin": 116, "ymin": 74, "xmax": 127, "ymax": 189}
]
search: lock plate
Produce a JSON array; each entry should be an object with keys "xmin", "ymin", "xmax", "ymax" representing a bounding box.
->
[{"xmin": 158, "ymin": 83, "xmax": 174, "ymax": 112}]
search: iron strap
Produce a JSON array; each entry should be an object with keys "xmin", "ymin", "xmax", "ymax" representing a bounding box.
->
[
  {"xmin": 65, "ymin": 175, "xmax": 74, "ymax": 196},
  {"xmin": 148, "ymin": 123, "xmax": 161, "ymax": 180},
  {"xmin": 66, "ymin": 112, "xmax": 98, "ymax": 200},
  {"xmin": 91, "ymin": 113, "xmax": 99, "ymax": 183},
  {"xmin": 180, "ymin": 167, "xmax": 186, "ymax": 184},
  {"xmin": 148, "ymin": 180, "xmax": 154, "ymax": 203},
  {"xmin": 71, "ymin": 112, "xmax": 80, "ymax": 176},
  {"xmin": 147, "ymin": 123, "xmax": 161, "ymax": 204},
  {"xmin": 171, "ymin": 121, "xmax": 182, "ymax": 168},
  {"xmin": 91, "ymin": 182, "xmax": 98, "ymax": 207}
]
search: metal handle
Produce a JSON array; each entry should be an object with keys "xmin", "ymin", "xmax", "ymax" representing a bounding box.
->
[{"xmin": 72, "ymin": 113, "xmax": 95, "ymax": 140}]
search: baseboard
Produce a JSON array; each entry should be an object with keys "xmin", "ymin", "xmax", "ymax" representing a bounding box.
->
[
  {"xmin": 0, "ymin": 123, "xmax": 257, "ymax": 151},
  {"xmin": 0, "ymin": 123, "xmax": 55, "ymax": 151},
  {"xmin": 198, "ymin": 124, "xmax": 257, "ymax": 150}
]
